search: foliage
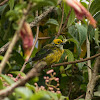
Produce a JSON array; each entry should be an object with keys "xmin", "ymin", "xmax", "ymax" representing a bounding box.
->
[{"xmin": 0, "ymin": 0, "xmax": 100, "ymax": 100}]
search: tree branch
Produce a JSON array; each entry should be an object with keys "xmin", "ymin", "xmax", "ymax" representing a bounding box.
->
[
  {"xmin": 0, "ymin": 42, "xmax": 10, "ymax": 55},
  {"xmin": 86, "ymin": 0, "xmax": 92, "ymax": 82},
  {"xmin": 0, "ymin": 2, "xmax": 33, "ymax": 74},
  {"xmin": 60, "ymin": 8, "xmax": 72, "ymax": 33},
  {"xmin": 55, "ymin": 2, "xmax": 64, "ymax": 39},
  {"xmin": 0, "ymin": 0, "xmax": 8, "ymax": 6},
  {"xmin": 0, "ymin": 0, "xmax": 61, "ymax": 55},
  {"xmin": 30, "ymin": 0, "xmax": 61, "ymax": 28},
  {"xmin": 38, "ymin": 37, "xmax": 51, "ymax": 40},
  {"xmin": 19, "ymin": 11, "xmax": 39, "ymax": 74},
  {"xmin": 45, "ymin": 53, "xmax": 100, "ymax": 68},
  {"xmin": 0, "ymin": 61, "xmax": 47, "ymax": 97},
  {"xmin": 85, "ymin": 54, "xmax": 100, "ymax": 100}
]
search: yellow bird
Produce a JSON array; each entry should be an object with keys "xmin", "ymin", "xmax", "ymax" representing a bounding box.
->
[{"xmin": 27, "ymin": 39, "xmax": 65, "ymax": 65}]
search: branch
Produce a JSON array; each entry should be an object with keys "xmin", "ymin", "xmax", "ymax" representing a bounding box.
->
[
  {"xmin": 86, "ymin": 0, "xmax": 92, "ymax": 82},
  {"xmin": 30, "ymin": 6, "xmax": 54, "ymax": 27},
  {"xmin": 55, "ymin": 2, "xmax": 64, "ymax": 39},
  {"xmin": 85, "ymin": 54, "xmax": 100, "ymax": 100},
  {"xmin": 0, "ymin": 2, "xmax": 33, "ymax": 74},
  {"xmin": 0, "ymin": 61, "xmax": 47, "ymax": 97},
  {"xmin": 60, "ymin": 8, "xmax": 72, "ymax": 33},
  {"xmin": 30, "ymin": 0, "xmax": 61, "ymax": 28},
  {"xmin": 45, "ymin": 53, "xmax": 100, "ymax": 68},
  {"xmin": 0, "ymin": 0, "xmax": 8, "ymax": 6},
  {"xmin": 38, "ymin": 37, "xmax": 51, "ymax": 40},
  {"xmin": 19, "ymin": 11, "xmax": 39, "ymax": 74},
  {"xmin": 0, "ymin": 42, "xmax": 10, "ymax": 55},
  {"xmin": 0, "ymin": 0, "xmax": 61, "ymax": 54}
]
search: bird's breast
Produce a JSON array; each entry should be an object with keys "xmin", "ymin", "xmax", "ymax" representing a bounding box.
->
[{"xmin": 42, "ymin": 49, "xmax": 64, "ymax": 65}]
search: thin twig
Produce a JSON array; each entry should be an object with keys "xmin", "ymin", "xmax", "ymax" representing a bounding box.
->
[
  {"xmin": 55, "ymin": 2, "xmax": 64, "ymax": 39},
  {"xmin": 0, "ymin": 42, "xmax": 10, "ymax": 55},
  {"xmin": 19, "ymin": 11, "xmax": 39, "ymax": 73},
  {"xmin": 0, "ymin": 1, "xmax": 61, "ymax": 54},
  {"xmin": 84, "ymin": 63, "xmax": 93, "ymax": 72},
  {"xmin": 0, "ymin": 0, "xmax": 8, "ymax": 6},
  {"xmin": 0, "ymin": 61, "xmax": 47, "ymax": 97},
  {"xmin": 0, "ymin": 2, "xmax": 33, "ymax": 74},
  {"xmin": 44, "ymin": 53, "xmax": 100, "ymax": 68},
  {"xmin": 75, "ymin": 94, "xmax": 85, "ymax": 100},
  {"xmin": 60, "ymin": 8, "xmax": 72, "ymax": 33},
  {"xmin": 38, "ymin": 37, "xmax": 51, "ymax": 40},
  {"xmin": 30, "ymin": 0, "xmax": 62, "ymax": 28},
  {"xmin": 30, "ymin": 6, "xmax": 54, "ymax": 27},
  {"xmin": 85, "ymin": 55, "xmax": 100, "ymax": 100},
  {"xmin": 86, "ymin": 0, "xmax": 92, "ymax": 82}
]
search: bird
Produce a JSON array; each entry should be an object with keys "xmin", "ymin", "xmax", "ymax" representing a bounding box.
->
[{"xmin": 27, "ymin": 39, "xmax": 65, "ymax": 65}]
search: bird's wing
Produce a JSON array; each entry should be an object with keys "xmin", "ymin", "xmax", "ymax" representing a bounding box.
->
[{"xmin": 32, "ymin": 45, "xmax": 54, "ymax": 61}]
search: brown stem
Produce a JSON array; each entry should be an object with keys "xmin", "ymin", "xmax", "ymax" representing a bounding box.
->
[
  {"xmin": 0, "ymin": 1, "xmax": 62, "ymax": 55},
  {"xmin": 44, "ymin": 53, "xmax": 100, "ymax": 68},
  {"xmin": 60, "ymin": 8, "xmax": 72, "ymax": 33},
  {"xmin": 30, "ymin": 0, "xmax": 62, "ymax": 28},
  {"xmin": 55, "ymin": 2, "xmax": 64, "ymax": 39},
  {"xmin": 85, "ymin": 56, "xmax": 100, "ymax": 100},
  {"xmin": 19, "ymin": 11, "xmax": 39, "ymax": 73},
  {"xmin": 0, "ymin": 0, "xmax": 8, "ymax": 6},
  {"xmin": 0, "ymin": 42, "xmax": 10, "ymax": 55},
  {"xmin": 0, "ymin": 61, "xmax": 47, "ymax": 97},
  {"xmin": 86, "ymin": 0, "xmax": 92, "ymax": 82},
  {"xmin": 0, "ymin": 2, "xmax": 32, "ymax": 74},
  {"xmin": 38, "ymin": 37, "xmax": 51, "ymax": 40}
]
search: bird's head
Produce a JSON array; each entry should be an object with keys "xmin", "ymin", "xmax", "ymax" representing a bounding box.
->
[{"xmin": 53, "ymin": 39, "xmax": 65, "ymax": 50}]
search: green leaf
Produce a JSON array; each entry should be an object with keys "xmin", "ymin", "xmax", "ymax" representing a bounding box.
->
[
  {"xmin": 80, "ymin": 84, "xmax": 87, "ymax": 91},
  {"xmin": 89, "ymin": 0, "xmax": 100, "ymax": 15},
  {"xmin": 0, "ymin": 74, "xmax": 14, "ymax": 85},
  {"xmin": 94, "ymin": 11, "xmax": 100, "ymax": 22},
  {"xmin": 6, "ymin": 10, "xmax": 20, "ymax": 21},
  {"xmin": 59, "ymin": 51, "xmax": 66, "ymax": 63},
  {"xmin": 30, "ymin": 90, "xmax": 50, "ymax": 100},
  {"xmin": 66, "ymin": 38, "xmax": 81, "ymax": 55},
  {"xmin": 65, "ymin": 49, "xmax": 74, "ymax": 70},
  {"xmin": 47, "ymin": 91, "xmax": 58, "ymax": 100},
  {"xmin": 10, "ymin": 71, "xmax": 26, "ymax": 77},
  {"xmin": 67, "ymin": 38, "xmax": 80, "ymax": 47},
  {"xmin": 25, "ymin": 83, "xmax": 36, "ymax": 92},
  {"xmin": 68, "ymin": 25, "xmax": 79, "ymax": 40},
  {"xmin": 87, "ymin": 25, "xmax": 95, "ymax": 41},
  {"xmin": 31, "ymin": 47, "xmax": 38, "ymax": 58},
  {"xmin": 33, "ymin": 0, "xmax": 57, "ymax": 6},
  {"xmin": 11, "ymin": 51, "xmax": 24, "ymax": 66},
  {"xmin": 94, "ymin": 91, "xmax": 100, "ymax": 97},
  {"xmin": 0, "ymin": 4, "xmax": 7, "ymax": 15},
  {"xmin": 81, "ymin": 1, "xmax": 88, "ymax": 9},
  {"xmin": 95, "ymin": 28, "xmax": 100, "ymax": 46},
  {"xmin": 0, "ymin": 79, "xmax": 3, "ymax": 90},
  {"xmin": 45, "ymin": 19, "xmax": 59, "ymax": 26},
  {"xmin": 77, "ymin": 62, "xmax": 86, "ymax": 70},
  {"xmin": 78, "ymin": 99, "xmax": 85, "ymax": 100},
  {"xmin": 15, "ymin": 87, "xmax": 33, "ymax": 99},
  {"xmin": 64, "ymin": 3, "xmax": 75, "ymax": 27},
  {"xmin": 0, "ymin": 55, "xmax": 3, "ymax": 60},
  {"xmin": 76, "ymin": 24, "xmax": 87, "ymax": 45},
  {"xmin": 8, "ymin": 0, "xmax": 14, "ymax": 10}
]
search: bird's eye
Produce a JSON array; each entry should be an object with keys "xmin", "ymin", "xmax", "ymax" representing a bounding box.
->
[{"xmin": 58, "ymin": 42, "xmax": 59, "ymax": 43}]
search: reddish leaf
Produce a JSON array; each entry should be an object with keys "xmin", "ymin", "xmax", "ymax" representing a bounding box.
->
[
  {"xmin": 64, "ymin": 0, "xmax": 97, "ymax": 28},
  {"xmin": 20, "ymin": 22, "xmax": 33, "ymax": 61}
]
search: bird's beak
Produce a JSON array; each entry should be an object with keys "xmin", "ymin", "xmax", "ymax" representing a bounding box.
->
[
  {"xmin": 62, "ymin": 39, "xmax": 68, "ymax": 45},
  {"xmin": 61, "ymin": 42, "xmax": 66, "ymax": 45}
]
